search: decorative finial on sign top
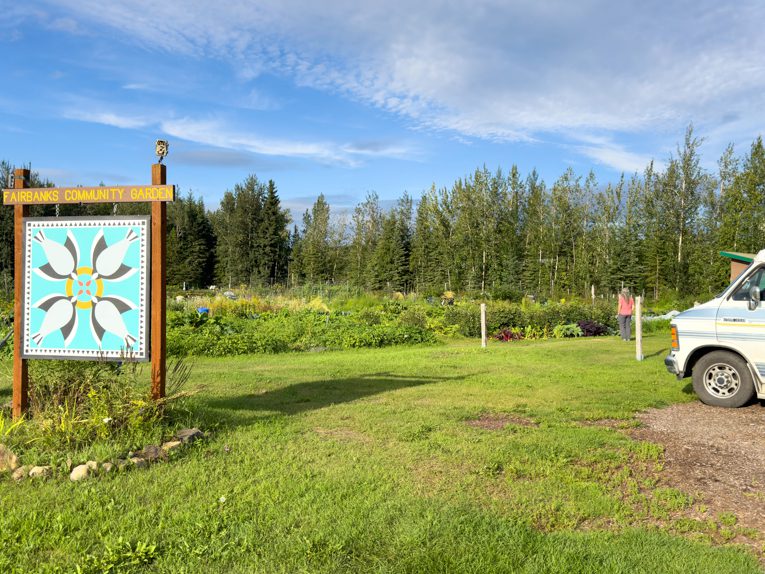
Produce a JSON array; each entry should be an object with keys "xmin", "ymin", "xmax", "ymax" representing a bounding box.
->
[{"xmin": 155, "ymin": 140, "xmax": 169, "ymax": 164}]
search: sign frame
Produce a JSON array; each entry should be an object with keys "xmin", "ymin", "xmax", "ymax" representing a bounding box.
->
[
  {"xmin": 21, "ymin": 216, "xmax": 151, "ymax": 361},
  {"xmin": 9, "ymin": 164, "xmax": 171, "ymax": 419}
]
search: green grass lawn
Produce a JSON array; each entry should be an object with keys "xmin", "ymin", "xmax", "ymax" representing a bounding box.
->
[{"xmin": 0, "ymin": 334, "xmax": 761, "ymax": 573}]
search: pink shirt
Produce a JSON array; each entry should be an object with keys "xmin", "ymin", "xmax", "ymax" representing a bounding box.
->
[{"xmin": 618, "ymin": 295, "xmax": 634, "ymax": 316}]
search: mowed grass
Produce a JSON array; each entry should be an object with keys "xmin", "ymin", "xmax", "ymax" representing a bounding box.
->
[{"xmin": 0, "ymin": 334, "xmax": 760, "ymax": 573}]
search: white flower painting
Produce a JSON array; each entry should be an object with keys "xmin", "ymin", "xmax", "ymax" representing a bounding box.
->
[{"xmin": 22, "ymin": 217, "xmax": 150, "ymax": 360}]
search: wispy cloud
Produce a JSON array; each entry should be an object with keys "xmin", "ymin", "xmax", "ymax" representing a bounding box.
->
[
  {"xmin": 577, "ymin": 142, "xmax": 660, "ymax": 175},
  {"xmin": 160, "ymin": 117, "xmax": 360, "ymax": 165},
  {"xmin": 36, "ymin": 0, "xmax": 765, "ymax": 170},
  {"xmin": 57, "ymin": 95, "xmax": 419, "ymax": 167},
  {"xmin": 63, "ymin": 109, "xmax": 151, "ymax": 129},
  {"xmin": 240, "ymin": 88, "xmax": 282, "ymax": 111},
  {"xmin": 341, "ymin": 140, "xmax": 419, "ymax": 161},
  {"xmin": 48, "ymin": 16, "xmax": 81, "ymax": 34},
  {"xmin": 283, "ymin": 193, "xmax": 360, "ymax": 220},
  {"xmin": 160, "ymin": 117, "xmax": 418, "ymax": 166},
  {"xmin": 172, "ymin": 148, "xmax": 257, "ymax": 167}
]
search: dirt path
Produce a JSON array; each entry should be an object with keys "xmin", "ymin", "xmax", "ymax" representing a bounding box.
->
[{"xmin": 629, "ymin": 402, "xmax": 765, "ymax": 536}]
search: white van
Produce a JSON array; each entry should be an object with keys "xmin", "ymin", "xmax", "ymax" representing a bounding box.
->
[{"xmin": 665, "ymin": 249, "xmax": 765, "ymax": 407}]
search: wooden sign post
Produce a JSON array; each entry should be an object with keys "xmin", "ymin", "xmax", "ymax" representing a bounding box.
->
[
  {"xmin": 12, "ymin": 169, "xmax": 30, "ymax": 419},
  {"xmin": 151, "ymin": 164, "xmax": 167, "ymax": 401},
  {"xmin": 4, "ymin": 165, "xmax": 174, "ymax": 418}
]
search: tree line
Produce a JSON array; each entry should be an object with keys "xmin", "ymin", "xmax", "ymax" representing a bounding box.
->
[
  {"xmin": 290, "ymin": 126, "xmax": 765, "ymax": 300},
  {"xmin": 2, "ymin": 125, "xmax": 764, "ymax": 300}
]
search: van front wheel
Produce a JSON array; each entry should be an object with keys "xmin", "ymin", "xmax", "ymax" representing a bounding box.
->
[{"xmin": 692, "ymin": 351, "xmax": 755, "ymax": 408}]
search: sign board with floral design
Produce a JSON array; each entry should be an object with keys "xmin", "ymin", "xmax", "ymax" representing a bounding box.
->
[{"xmin": 22, "ymin": 217, "xmax": 150, "ymax": 360}]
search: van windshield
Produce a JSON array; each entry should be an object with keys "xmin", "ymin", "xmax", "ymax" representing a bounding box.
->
[
  {"xmin": 730, "ymin": 266, "xmax": 765, "ymax": 301},
  {"xmin": 716, "ymin": 264, "xmax": 753, "ymax": 299}
]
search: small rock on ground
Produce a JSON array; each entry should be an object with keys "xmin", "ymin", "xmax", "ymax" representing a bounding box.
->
[
  {"xmin": 175, "ymin": 428, "xmax": 204, "ymax": 444},
  {"xmin": 86, "ymin": 460, "xmax": 98, "ymax": 471},
  {"xmin": 161, "ymin": 440, "xmax": 182, "ymax": 452},
  {"xmin": 12, "ymin": 466, "xmax": 31, "ymax": 481},
  {"xmin": 0, "ymin": 444, "xmax": 19, "ymax": 473},
  {"xmin": 70, "ymin": 464, "xmax": 90, "ymax": 482},
  {"xmin": 130, "ymin": 457, "xmax": 147, "ymax": 468},
  {"xmin": 29, "ymin": 466, "xmax": 52, "ymax": 479},
  {"xmin": 136, "ymin": 445, "xmax": 166, "ymax": 462},
  {"xmin": 101, "ymin": 462, "xmax": 114, "ymax": 473}
]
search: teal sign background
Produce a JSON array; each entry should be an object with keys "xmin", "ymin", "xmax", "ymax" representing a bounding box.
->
[{"xmin": 22, "ymin": 217, "xmax": 150, "ymax": 360}]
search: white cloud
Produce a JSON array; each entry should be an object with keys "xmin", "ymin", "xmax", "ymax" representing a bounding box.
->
[
  {"xmin": 241, "ymin": 89, "xmax": 282, "ymax": 111},
  {"xmin": 577, "ymin": 143, "xmax": 660, "ymax": 175},
  {"xmin": 37, "ymin": 0, "xmax": 765, "ymax": 166},
  {"xmin": 58, "ymin": 92, "xmax": 418, "ymax": 166},
  {"xmin": 63, "ymin": 110, "xmax": 151, "ymax": 129},
  {"xmin": 160, "ymin": 117, "xmax": 417, "ymax": 165},
  {"xmin": 160, "ymin": 117, "xmax": 359, "ymax": 165},
  {"xmin": 48, "ymin": 16, "xmax": 81, "ymax": 34}
]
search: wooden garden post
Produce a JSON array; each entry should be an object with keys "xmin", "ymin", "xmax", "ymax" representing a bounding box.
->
[
  {"xmin": 635, "ymin": 296, "xmax": 643, "ymax": 361},
  {"xmin": 480, "ymin": 303, "xmax": 487, "ymax": 348},
  {"xmin": 151, "ymin": 163, "xmax": 167, "ymax": 400},
  {"xmin": 12, "ymin": 169, "xmax": 30, "ymax": 419}
]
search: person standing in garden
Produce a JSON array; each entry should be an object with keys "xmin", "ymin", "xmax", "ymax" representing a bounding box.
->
[{"xmin": 617, "ymin": 288, "xmax": 634, "ymax": 341}]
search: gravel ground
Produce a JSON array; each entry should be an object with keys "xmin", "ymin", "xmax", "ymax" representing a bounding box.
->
[{"xmin": 629, "ymin": 402, "xmax": 765, "ymax": 533}]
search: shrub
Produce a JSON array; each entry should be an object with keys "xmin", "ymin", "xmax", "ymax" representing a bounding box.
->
[
  {"xmin": 444, "ymin": 304, "xmax": 480, "ymax": 336},
  {"xmin": 444, "ymin": 300, "xmax": 617, "ymax": 337},
  {"xmin": 577, "ymin": 320, "xmax": 610, "ymax": 337},
  {"xmin": 552, "ymin": 323, "xmax": 583, "ymax": 338},
  {"xmin": 495, "ymin": 328, "xmax": 524, "ymax": 342},
  {"xmin": 0, "ymin": 358, "xmax": 193, "ymax": 464},
  {"xmin": 166, "ymin": 309, "xmax": 436, "ymax": 357},
  {"xmin": 398, "ymin": 308, "xmax": 428, "ymax": 330}
]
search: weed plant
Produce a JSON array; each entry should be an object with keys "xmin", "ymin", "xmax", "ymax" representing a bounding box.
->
[{"xmin": 0, "ymin": 357, "xmax": 194, "ymax": 466}]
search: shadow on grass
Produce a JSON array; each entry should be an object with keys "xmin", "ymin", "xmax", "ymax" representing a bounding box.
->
[
  {"xmin": 0, "ymin": 386, "xmax": 10, "ymax": 399},
  {"xmin": 206, "ymin": 372, "xmax": 463, "ymax": 420},
  {"xmin": 644, "ymin": 347, "xmax": 668, "ymax": 359}
]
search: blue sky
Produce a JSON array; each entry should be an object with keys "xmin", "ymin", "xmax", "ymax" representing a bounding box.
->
[{"xmin": 2, "ymin": 1, "xmax": 764, "ymax": 217}]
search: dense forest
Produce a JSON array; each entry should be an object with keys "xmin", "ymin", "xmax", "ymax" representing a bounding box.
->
[{"xmin": 2, "ymin": 126, "xmax": 765, "ymax": 300}]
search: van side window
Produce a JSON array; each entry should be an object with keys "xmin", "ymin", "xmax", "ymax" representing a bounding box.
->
[{"xmin": 731, "ymin": 267, "xmax": 765, "ymax": 301}]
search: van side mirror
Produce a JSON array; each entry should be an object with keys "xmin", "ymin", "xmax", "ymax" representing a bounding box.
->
[{"xmin": 748, "ymin": 285, "xmax": 761, "ymax": 311}]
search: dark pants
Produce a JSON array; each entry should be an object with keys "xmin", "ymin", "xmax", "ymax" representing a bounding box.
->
[{"xmin": 618, "ymin": 314, "xmax": 631, "ymax": 340}]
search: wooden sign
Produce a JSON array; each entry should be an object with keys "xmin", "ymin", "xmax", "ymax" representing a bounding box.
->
[
  {"xmin": 2, "ymin": 185, "xmax": 175, "ymax": 205},
  {"xmin": 11, "ymin": 163, "xmax": 169, "ymax": 419}
]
